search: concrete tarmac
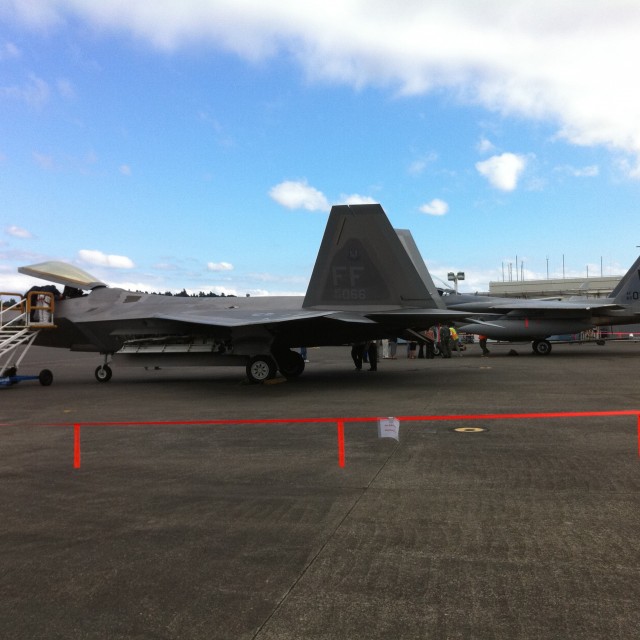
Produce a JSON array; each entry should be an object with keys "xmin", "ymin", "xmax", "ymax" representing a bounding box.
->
[{"xmin": 1, "ymin": 342, "xmax": 639, "ymax": 639}]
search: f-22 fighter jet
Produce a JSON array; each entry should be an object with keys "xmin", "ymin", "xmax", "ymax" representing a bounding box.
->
[{"xmin": 18, "ymin": 204, "xmax": 470, "ymax": 383}]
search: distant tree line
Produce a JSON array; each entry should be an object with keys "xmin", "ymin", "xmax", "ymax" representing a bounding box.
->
[{"xmin": 148, "ymin": 290, "xmax": 237, "ymax": 298}]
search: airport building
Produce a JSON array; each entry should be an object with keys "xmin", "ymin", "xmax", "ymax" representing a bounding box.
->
[{"xmin": 488, "ymin": 275, "xmax": 620, "ymax": 298}]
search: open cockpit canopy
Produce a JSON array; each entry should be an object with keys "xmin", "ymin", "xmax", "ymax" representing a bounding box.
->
[{"xmin": 18, "ymin": 261, "xmax": 106, "ymax": 290}]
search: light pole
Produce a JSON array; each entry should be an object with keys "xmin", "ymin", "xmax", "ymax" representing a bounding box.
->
[{"xmin": 447, "ymin": 271, "xmax": 465, "ymax": 293}]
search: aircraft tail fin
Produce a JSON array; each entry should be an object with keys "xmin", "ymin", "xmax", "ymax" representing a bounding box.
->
[
  {"xmin": 609, "ymin": 255, "xmax": 640, "ymax": 307},
  {"xmin": 395, "ymin": 229, "xmax": 445, "ymax": 309},
  {"xmin": 303, "ymin": 204, "xmax": 442, "ymax": 309}
]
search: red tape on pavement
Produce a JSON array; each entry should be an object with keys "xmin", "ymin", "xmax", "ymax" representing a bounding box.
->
[{"xmin": 57, "ymin": 409, "xmax": 640, "ymax": 469}]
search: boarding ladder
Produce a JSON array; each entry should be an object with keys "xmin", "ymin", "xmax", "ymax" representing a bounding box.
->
[{"xmin": 0, "ymin": 292, "xmax": 56, "ymax": 378}]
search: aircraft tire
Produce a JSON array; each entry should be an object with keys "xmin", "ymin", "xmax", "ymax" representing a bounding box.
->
[
  {"xmin": 532, "ymin": 340, "xmax": 552, "ymax": 355},
  {"xmin": 246, "ymin": 355, "xmax": 277, "ymax": 383},
  {"xmin": 277, "ymin": 351, "xmax": 305, "ymax": 378},
  {"xmin": 95, "ymin": 364, "xmax": 113, "ymax": 383},
  {"xmin": 39, "ymin": 369, "xmax": 53, "ymax": 386}
]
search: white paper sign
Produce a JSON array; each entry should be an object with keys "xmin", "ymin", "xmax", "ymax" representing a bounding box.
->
[{"xmin": 378, "ymin": 417, "xmax": 400, "ymax": 441}]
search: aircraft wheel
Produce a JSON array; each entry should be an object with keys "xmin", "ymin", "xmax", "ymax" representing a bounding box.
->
[
  {"xmin": 95, "ymin": 364, "xmax": 113, "ymax": 382},
  {"xmin": 277, "ymin": 351, "xmax": 305, "ymax": 378},
  {"xmin": 246, "ymin": 355, "xmax": 277, "ymax": 383},
  {"xmin": 532, "ymin": 340, "xmax": 552, "ymax": 355},
  {"xmin": 39, "ymin": 369, "xmax": 53, "ymax": 386}
]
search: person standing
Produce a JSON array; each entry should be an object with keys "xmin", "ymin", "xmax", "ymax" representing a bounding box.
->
[
  {"xmin": 439, "ymin": 323, "xmax": 452, "ymax": 358},
  {"xmin": 367, "ymin": 340, "xmax": 378, "ymax": 371},
  {"xmin": 351, "ymin": 342, "xmax": 366, "ymax": 370},
  {"xmin": 450, "ymin": 326, "xmax": 462, "ymax": 356},
  {"xmin": 424, "ymin": 328, "xmax": 435, "ymax": 359},
  {"xmin": 479, "ymin": 334, "xmax": 490, "ymax": 356}
]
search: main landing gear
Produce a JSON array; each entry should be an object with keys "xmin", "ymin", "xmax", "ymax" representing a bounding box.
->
[
  {"xmin": 245, "ymin": 350, "xmax": 305, "ymax": 384},
  {"xmin": 531, "ymin": 339, "xmax": 552, "ymax": 355},
  {"xmin": 246, "ymin": 355, "xmax": 277, "ymax": 383}
]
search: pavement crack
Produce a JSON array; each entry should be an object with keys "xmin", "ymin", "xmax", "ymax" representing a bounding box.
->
[{"xmin": 251, "ymin": 440, "xmax": 401, "ymax": 639}]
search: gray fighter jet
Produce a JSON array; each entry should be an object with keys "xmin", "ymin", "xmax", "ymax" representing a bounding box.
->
[
  {"xmin": 18, "ymin": 204, "xmax": 472, "ymax": 383},
  {"xmin": 386, "ymin": 227, "xmax": 640, "ymax": 355},
  {"xmin": 441, "ymin": 258, "xmax": 640, "ymax": 354}
]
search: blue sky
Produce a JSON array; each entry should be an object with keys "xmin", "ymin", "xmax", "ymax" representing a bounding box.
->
[{"xmin": 2, "ymin": 1, "xmax": 640, "ymax": 295}]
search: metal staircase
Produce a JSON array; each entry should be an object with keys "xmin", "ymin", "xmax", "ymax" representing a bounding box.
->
[{"xmin": 0, "ymin": 292, "xmax": 56, "ymax": 380}]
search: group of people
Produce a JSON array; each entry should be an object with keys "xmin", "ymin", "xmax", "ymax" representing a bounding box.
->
[
  {"xmin": 350, "ymin": 326, "xmax": 490, "ymax": 370},
  {"xmin": 407, "ymin": 323, "xmax": 463, "ymax": 359}
]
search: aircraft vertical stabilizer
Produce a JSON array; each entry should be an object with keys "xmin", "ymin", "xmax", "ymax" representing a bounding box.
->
[
  {"xmin": 303, "ymin": 204, "xmax": 441, "ymax": 310},
  {"xmin": 395, "ymin": 229, "xmax": 445, "ymax": 310},
  {"xmin": 609, "ymin": 255, "xmax": 640, "ymax": 307}
]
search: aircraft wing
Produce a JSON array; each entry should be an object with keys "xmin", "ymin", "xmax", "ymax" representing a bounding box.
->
[
  {"xmin": 488, "ymin": 301, "xmax": 622, "ymax": 311},
  {"xmin": 366, "ymin": 308, "xmax": 478, "ymax": 323},
  {"xmin": 150, "ymin": 308, "xmax": 338, "ymax": 328},
  {"xmin": 151, "ymin": 307, "xmax": 469, "ymax": 329},
  {"xmin": 447, "ymin": 299, "xmax": 622, "ymax": 313}
]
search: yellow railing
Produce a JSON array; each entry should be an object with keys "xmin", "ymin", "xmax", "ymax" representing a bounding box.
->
[
  {"xmin": 25, "ymin": 291, "xmax": 56, "ymax": 326},
  {"xmin": 1, "ymin": 291, "xmax": 55, "ymax": 328}
]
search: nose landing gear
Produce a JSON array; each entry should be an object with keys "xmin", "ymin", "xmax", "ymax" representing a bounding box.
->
[{"xmin": 95, "ymin": 354, "xmax": 113, "ymax": 382}]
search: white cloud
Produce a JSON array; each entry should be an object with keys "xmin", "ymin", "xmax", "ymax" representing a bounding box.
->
[
  {"xmin": 78, "ymin": 249, "xmax": 135, "ymax": 269},
  {"xmin": 556, "ymin": 164, "xmax": 599, "ymax": 177},
  {"xmin": 56, "ymin": 77, "xmax": 75, "ymax": 99},
  {"xmin": 476, "ymin": 152, "xmax": 527, "ymax": 191},
  {"xmin": 0, "ymin": 42, "xmax": 20, "ymax": 60},
  {"xmin": 269, "ymin": 182, "xmax": 377, "ymax": 211},
  {"xmin": 269, "ymin": 180, "xmax": 330, "ymax": 211},
  {"xmin": 419, "ymin": 199, "xmax": 449, "ymax": 216},
  {"xmin": 5, "ymin": 225, "xmax": 33, "ymax": 239},
  {"xmin": 0, "ymin": 73, "xmax": 50, "ymax": 107},
  {"xmin": 207, "ymin": 261, "xmax": 233, "ymax": 272},
  {"xmin": 408, "ymin": 152, "xmax": 438, "ymax": 175},
  {"xmin": 119, "ymin": 164, "xmax": 132, "ymax": 176},
  {"xmin": 617, "ymin": 157, "xmax": 640, "ymax": 179},
  {"xmin": 32, "ymin": 151, "xmax": 54, "ymax": 170},
  {"xmin": 246, "ymin": 272, "xmax": 307, "ymax": 285},
  {"xmin": 476, "ymin": 137, "xmax": 495, "ymax": 154},
  {"xmin": 339, "ymin": 193, "xmax": 377, "ymax": 205},
  {"xmin": 7, "ymin": 2, "xmax": 640, "ymax": 172}
]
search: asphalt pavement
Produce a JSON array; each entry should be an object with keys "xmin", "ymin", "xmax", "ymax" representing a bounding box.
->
[{"xmin": 1, "ymin": 342, "xmax": 639, "ymax": 639}]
